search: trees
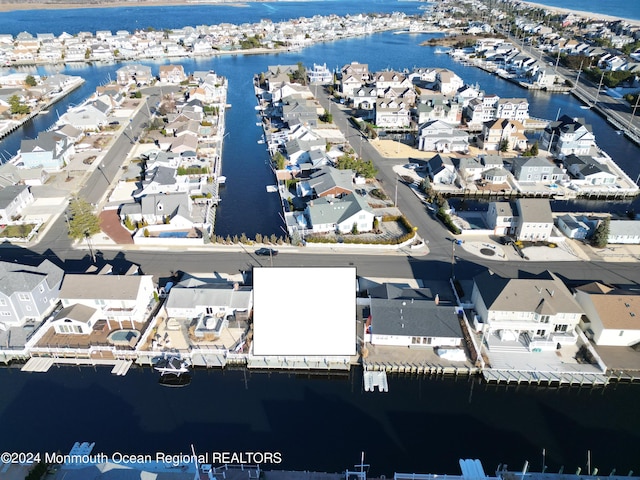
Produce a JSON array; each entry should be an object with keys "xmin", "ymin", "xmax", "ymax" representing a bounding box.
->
[
  {"xmin": 499, "ymin": 138, "xmax": 509, "ymax": 152},
  {"xmin": 8, "ymin": 94, "xmax": 29, "ymax": 116},
  {"xmin": 24, "ymin": 75, "xmax": 37, "ymax": 87},
  {"xmin": 591, "ymin": 217, "xmax": 610, "ymax": 248},
  {"xmin": 272, "ymin": 151, "xmax": 286, "ymax": 170},
  {"xmin": 67, "ymin": 198, "xmax": 101, "ymax": 241},
  {"xmin": 319, "ymin": 109, "xmax": 333, "ymax": 123}
]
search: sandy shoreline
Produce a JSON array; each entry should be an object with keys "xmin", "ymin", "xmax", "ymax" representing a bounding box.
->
[
  {"xmin": 519, "ymin": 0, "xmax": 640, "ymax": 27},
  {"xmin": 0, "ymin": 0, "xmax": 253, "ymax": 13}
]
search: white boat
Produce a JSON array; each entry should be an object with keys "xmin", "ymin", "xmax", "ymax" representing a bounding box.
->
[
  {"xmin": 266, "ymin": 185, "xmax": 278, "ymax": 192},
  {"xmin": 216, "ymin": 175, "xmax": 226, "ymax": 184},
  {"xmin": 154, "ymin": 356, "xmax": 190, "ymax": 376},
  {"xmin": 257, "ymin": 139, "xmax": 265, "ymax": 144}
]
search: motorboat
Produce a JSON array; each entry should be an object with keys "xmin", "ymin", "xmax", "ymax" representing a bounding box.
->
[{"xmin": 154, "ymin": 356, "xmax": 190, "ymax": 376}]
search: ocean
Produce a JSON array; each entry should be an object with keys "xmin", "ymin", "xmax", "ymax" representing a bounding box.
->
[{"xmin": 525, "ymin": 0, "xmax": 640, "ymax": 21}]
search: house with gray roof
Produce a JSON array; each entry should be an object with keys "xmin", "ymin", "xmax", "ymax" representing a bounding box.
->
[
  {"xmin": 556, "ymin": 214, "xmax": 595, "ymax": 240},
  {"xmin": 0, "ymin": 184, "xmax": 33, "ymax": 223},
  {"xmin": 58, "ymin": 272, "xmax": 155, "ymax": 326},
  {"xmin": 417, "ymin": 119, "xmax": 469, "ymax": 154},
  {"xmin": 60, "ymin": 99, "xmax": 111, "ymax": 130},
  {"xmin": 563, "ymin": 154, "xmax": 617, "ymax": 185},
  {"xmin": 515, "ymin": 198, "xmax": 553, "ymax": 241},
  {"xmin": 608, "ymin": 219, "xmax": 640, "ymax": 244},
  {"xmin": 116, "ymin": 64, "xmax": 153, "ymax": 86},
  {"xmin": 297, "ymin": 166, "xmax": 354, "ymax": 198},
  {"xmin": 120, "ymin": 192, "xmax": 194, "ymax": 227},
  {"xmin": 0, "ymin": 259, "xmax": 63, "ymax": 330},
  {"xmin": 49, "ymin": 304, "xmax": 100, "ymax": 335},
  {"xmin": 540, "ymin": 115, "xmax": 596, "ymax": 159},
  {"xmin": 426, "ymin": 153, "xmax": 457, "ymax": 185},
  {"xmin": 20, "ymin": 131, "xmax": 74, "ymax": 171},
  {"xmin": 305, "ymin": 192, "xmax": 376, "ymax": 234},
  {"xmin": 367, "ymin": 283, "xmax": 464, "ymax": 348},
  {"xmin": 471, "ymin": 270, "xmax": 583, "ymax": 351},
  {"xmin": 511, "ymin": 155, "xmax": 565, "ymax": 183}
]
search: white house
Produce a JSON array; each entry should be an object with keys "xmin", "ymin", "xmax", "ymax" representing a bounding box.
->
[
  {"xmin": 305, "ymin": 193, "xmax": 376, "ymax": 234},
  {"xmin": 515, "ymin": 198, "xmax": 554, "ymax": 241},
  {"xmin": 486, "ymin": 201, "xmax": 517, "ymax": 235},
  {"xmin": 471, "ymin": 270, "xmax": 584, "ymax": 351},
  {"xmin": 575, "ymin": 282, "xmax": 640, "ymax": 346}
]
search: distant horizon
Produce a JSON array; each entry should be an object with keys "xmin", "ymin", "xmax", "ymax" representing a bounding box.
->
[{"xmin": 522, "ymin": 0, "xmax": 640, "ymax": 22}]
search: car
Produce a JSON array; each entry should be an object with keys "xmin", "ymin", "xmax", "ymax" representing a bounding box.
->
[
  {"xmin": 255, "ymin": 248, "xmax": 278, "ymax": 256},
  {"xmin": 405, "ymin": 163, "xmax": 419, "ymax": 170}
]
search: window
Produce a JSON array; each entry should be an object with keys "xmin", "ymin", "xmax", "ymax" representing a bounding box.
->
[
  {"xmin": 536, "ymin": 329, "xmax": 546, "ymax": 336},
  {"xmin": 554, "ymin": 324, "xmax": 568, "ymax": 332},
  {"xmin": 39, "ymin": 284, "xmax": 45, "ymax": 293},
  {"xmin": 619, "ymin": 330, "xmax": 625, "ymax": 336},
  {"xmin": 0, "ymin": 299, "xmax": 6, "ymax": 306},
  {"xmin": 18, "ymin": 293, "xmax": 30, "ymax": 301},
  {"xmin": 1, "ymin": 312, "xmax": 10, "ymax": 316}
]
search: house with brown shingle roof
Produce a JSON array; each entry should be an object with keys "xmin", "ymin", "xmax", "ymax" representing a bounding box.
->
[{"xmin": 575, "ymin": 282, "xmax": 640, "ymax": 346}]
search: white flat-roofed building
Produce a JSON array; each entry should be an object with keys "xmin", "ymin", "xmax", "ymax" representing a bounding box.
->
[{"xmin": 251, "ymin": 267, "xmax": 356, "ymax": 367}]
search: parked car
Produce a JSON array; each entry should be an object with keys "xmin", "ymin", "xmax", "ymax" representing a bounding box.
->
[{"xmin": 255, "ymin": 248, "xmax": 278, "ymax": 256}]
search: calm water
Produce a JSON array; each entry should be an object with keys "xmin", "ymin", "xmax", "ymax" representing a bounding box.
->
[
  {"xmin": 0, "ymin": 367, "xmax": 638, "ymax": 475},
  {"xmin": 524, "ymin": 0, "xmax": 640, "ymax": 21}
]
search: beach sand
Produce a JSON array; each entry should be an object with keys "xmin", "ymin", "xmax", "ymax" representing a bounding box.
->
[{"xmin": 519, "ymin": 0, "xmax": 640, "ymax": 27}]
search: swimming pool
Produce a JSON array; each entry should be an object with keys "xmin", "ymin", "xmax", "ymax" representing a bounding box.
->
[{"xmin": 158, "ymin": 231, "xmax": 190, "ymax": 238}]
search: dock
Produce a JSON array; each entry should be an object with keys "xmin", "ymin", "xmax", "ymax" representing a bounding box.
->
[
  {"xmin": 21, "ymin": 357, "xmax": 134, "ymax": 375},
  {"xmin": 363, "ymin": 370, "xmax": 388, "ymax": 392}
]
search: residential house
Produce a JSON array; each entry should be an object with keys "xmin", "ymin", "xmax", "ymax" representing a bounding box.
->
[
  {"xmin": 19, "ymin": 131, "xmax": 74, "ymax": 171},
  {"xmin": 496, "ymin": 98, "xmax": 529, "ymax": 121},
  {"xmin": 471, "ymin": 270, "xmax": 584, "ymax": 351},
  {"xmin": 0, "ymin": 259, "xmax": 63, "ymax": 329},
  {"xmin": 121, "ymin": 192, "xmax": 194, "ymax": 227},
  {"xmin": 563, "ymin": 154, "xmax": 617, "ymax": 185},
  {"xmin": 486, "ymin": 201, "xmax": 517, "ymax": 235},
  {"xmin": 285, "ymin": 137, "xmax": 326, "ymax": 165},
  {"xmin": 574, "ymin": 282, "xmax": 640, "ymax": 346},
  {"xmin": 417, "ymin": 119, "xmax": 469, "ymax": 153},
  {"xmin": 453, "ymin": 156, "xmax": 483, "ymax": 182},
  {"xmin": 372, "ymin": 71, "xmax": 412, "ymax": 90},
  {"xmin": 159, "ymin": 64, "xmax": 187, "ymax": 84},
  {"xmin": 556, "ymin": 214, "xmax": 594, "ymax": 240},
  {"xmin": 415, "ymin": 95, "xmax": 462, "ymax": 124},
  {"xmin": 375, "ymin": 98, "xmax": 411, "ymax": 128},
  {"xmin": 57, "ymin": 271, "xmax": 155, "ymax": 325},
  {"xmin": 426, "ymin": 153, "xmax": 457, "ymax": 185},
  {"xmin": 0, "ymin": 185, "xmax": 33, "ymax": 223},
  {"xmin": 515, "ymin": 198, "xmax": 554, "ymax": 241},
  {"xmin": 367, "ymin": 283, "xmax": 464, "ymax": 348},
  {"xmin": 307, "ymin": 63, "xmax": 333, "ymax": 84},
  {"xmin": 341, "ymin": 62, "xmax": 369, "ymax": 82},
  {"xmin": 511, "ymin": 156, "xmax": 565, "ymax": 183},
  {"xmin": 540, "ymin": 115, "xmax": 596, "ymax": 158},
  {"xmin": 297, "ymin": 166, "xmax": 354, "ymax": 198},
  {"xmin": 464, "ymin": 95, "xmax": 499, "ymax": 127},
  {"xmin": 352, "ymin": 86, "xmax": 378, "ymax": 110},
  {"xmin": 50, "ymin": 304, "xmax": 101, "ymax": 335},
  {"xmin": 480, "ymin": 119, "xmax": 527, "ymax": 151},
  {"xmin": 60, "ymin": 99, "xmax": 110, "ymax": 131},
  {"xmin": 305, "ymin": 193, "xmax": 376, "ymax": 234},
  {"xmin": 608, "ymin": 220, "xmax": 640, "ymax": 244},
  {"xmin": 115, "ymin": 64, "xmax": 153, "ymax": 86},
  {"xmin": 436, "ymin": 69, "xmax": 464, "ymax": 95}
]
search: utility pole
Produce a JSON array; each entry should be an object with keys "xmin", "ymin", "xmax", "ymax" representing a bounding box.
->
[
  {"xmin": 593, "ymin": 70, "xmax": 605, "ymax": 106},
  {"xmin": 628, "ymin": 93, "xmax": 640, "ymax": 130}
]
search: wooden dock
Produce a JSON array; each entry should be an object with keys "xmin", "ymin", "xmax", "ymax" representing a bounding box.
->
[{"xmin": 364, "ymin": 370, "xmax": 388, "ymax": 392}]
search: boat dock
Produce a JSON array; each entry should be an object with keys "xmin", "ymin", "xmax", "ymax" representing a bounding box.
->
[
  {"xmin": 363, "ymin": 370, "xmax": 388, "ymax": 392},
  {"xmin": 21, "ymin": 357, "xmax": 133, "ymax": 375}
]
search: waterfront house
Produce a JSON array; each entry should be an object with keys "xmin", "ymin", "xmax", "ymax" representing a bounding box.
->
[
  {"xmin": 465, "ymin": 95, "xmax": 499, "ymax": 127},
  {"xmin": 305, "ymin": 193, "xmax": 375, "ymax": 234},
  {"xmin": 341, "ymin": 62, "xmax": 369, "ymax": 83},
  {"xmin": 373, "ymin": 71, "xmax": 412, "ymax": 90},
  {"xmin": 540, "ymin": 115, "xmax": 596, "ymax": 159},
  {"xmin": 515, "ymin": 198, "xmax": 554, "ymax": 241},
  {"xmin": 426, "ymin": 153, "xmax": 457, "ymax": 185},
  {"xmin": 57, "ymin": 270, "xmax": 155, "ymax": 326},
  {"xmin": 562, "ymin": 154, "xmax": 617, "ymax": 185},
  {"xmin": 285, "ymin": 137, "xmax": 326, "ymax": 165},
  {"xmin": 375, "ymin": 98, "xmax": 411, "ymax": 128},
  {"xmin": 607, "ymin": 220, "xmax": 640, "ymax": 244},
  {"xmin": 574, "ymin": 282, "xmax": 640, "ymax": 346},
  {"xmin": 415, "ymin": 94, "xmax": 462, "ymax": 124},
  {"xmin": 159, "ymin": 64, "xmax": 187, "ymax": 84},
  {"xmin": 0, "ymin": 259, "xmax": 63, "ymax": 330},
  {"xmin": 471, "ymin": 270, "xmax": 583, "ymax": 351},
  {"xmin": 250, "ymin": 267, "xmax": 355, "ymax": 369},
  {"xmin": 453, "ymin": 156, "xmax": 483, "ymax": 182},
  {"xmin": 60, "ymin": 99, "xmax": 110, "ymax": 131},
  {"xmin": 435, "ymin": 69, "xmax": 464, "ymax": 95},
  {"xmin": 511, "ymin": 156, "xmax": 565, "ymax": 183},
  {"xmin": 495, "ymin": 98, "xmax": 529, "ymax": 122},
  {"xmin": 115, "ymin": 64, "xmax": 153, "ymax": 86},
  {"xmin": 417, "ymin": 120, "xmax": 469, "ymax": 153},
  {"xmin": 487, "ymin": 201, "xmax": 517, "ymax": 235},
  {"xmin": 19, "ymin": 131, "xmax": 74, "ymax": 171},
  {"xmin": 366, "ymin": 283, "xmax": 464, "ymax": 349},
  {"xmin": 282, "ymin": 99, "xmax": 320, "ymax": 126},
  {"xmin": 50, "ymin": 304, "xmax": 101, "ymax": 335},
  {"xmin": 481, "ymin": 166, "xmax": 509, "ymax": 184},
  {"xmin": 297, "ymin": 166, "xmax": 354, "ymax": 199},
  {"xmin": 0, "ymin": 162, "xmax": 49, "ymax": 187},
  {"xmin": 307, "ymin": 63, "xmax": 333, "ymax": 85}
]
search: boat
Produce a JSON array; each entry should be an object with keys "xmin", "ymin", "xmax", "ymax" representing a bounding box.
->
[
  {"xmin": 266, "ymin": 185, "xmax": 278, "ymax": 192},
  {"xmin": 216, "ymin": 175, "xmax": 226, "ymax": 184},
  {"xmin": 154, "ymin": 356, "xmax": 190, "ymax": 376},
  {"xmin": 257, "ymin": 139, "xmax": 265, "ymax": 144},
  {"xmin": 158, "ymin": 373, "xmax": 192, "ymax": 387}
]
